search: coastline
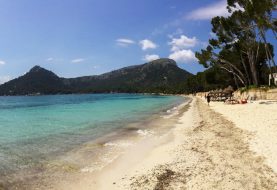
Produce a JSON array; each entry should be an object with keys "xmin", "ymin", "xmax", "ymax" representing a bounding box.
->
[
  {"xmin": 1, "ymin": 95, "xmax": 189, "ymax": 190},
  {"xmin": 54, "ymin": 98, "xmax": 192, "ymax": 190},
  {"xmin": 3, "ymin": 96, "xmax": 277, "ymax": 189},
  {"xmin": 57, "ymin": 97, "xmax": 277, "ymax": 190},
  {"xmin": 92, "ymin": 97, "xmax": 277, "ymax": 190},
  {"xmin": 53, "ymin": 97, "xmax": 190, "ymax": 190}
]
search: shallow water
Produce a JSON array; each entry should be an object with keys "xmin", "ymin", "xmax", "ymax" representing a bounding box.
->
[{"xmin": 0, "ymin": 94, "xmax": 184, "ymax": 175}]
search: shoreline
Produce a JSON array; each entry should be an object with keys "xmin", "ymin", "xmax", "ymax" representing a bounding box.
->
[
  {"xmin": 1, "ymin": 96, "xmax": 189, "ymax": 190},
  {"xmin": 57, "ymin": 97, "xmax": 276, "ymax": 190},
  {"xmin": 93, "ymin": 97, "xmax": 277, "ymax": 190},
  {"xmin": 59, "ymin": 99, "xmax": 192, "ymax": 190},
  {"xmin": 90, "ymin": 98, "xmax": 194, "ymax": 190},
  {"xmin": 2, "ymin": 96, "xmax": 277, "ymax": 189},
  {"xmin": 52, "ymin": 97, "xmax": 191, "ymax": 190}
]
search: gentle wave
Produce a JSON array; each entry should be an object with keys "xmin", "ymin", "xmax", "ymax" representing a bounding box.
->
[{"xmin": 0, "ymin": 94, "xmax": 185, "ymax": 176}]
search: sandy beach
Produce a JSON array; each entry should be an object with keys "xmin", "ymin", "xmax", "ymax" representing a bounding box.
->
[
  {"xmin": 210, "ymin": 99, "xmax": 277, "ymax": 173},
  {"xmin": 48, "ymin": 97, "xmax": 277, "ymax": 190},
  {"xmin": 5, "ymin": 96, "xmax": 276, "ymax": 190},
  {"xmin": 1, "ymin": 0, "xmax": 276, "ymax": 189}
]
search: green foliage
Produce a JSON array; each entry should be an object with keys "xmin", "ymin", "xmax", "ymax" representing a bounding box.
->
[
  {"xmin": 183, "ymin": 66, "xmax": 235, "ymax": 93},
  {"xmin": 195, "ymin": 0, "xmax": 276, "ymax": 90}
]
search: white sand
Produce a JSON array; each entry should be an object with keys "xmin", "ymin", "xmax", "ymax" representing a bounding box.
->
[
  {"xmin": 209, "ymin": 99, "xmax": 277, "ymax": 173},
  {"xmin": 94, "ymin": 99, "xmax": 198, "ymax": 190},
  {"xmin": 41, "ymin": 97, "xmax": 277, "ymax": 190},
  {"xmin": 82, "ymin": 98, "xmax": 277, "ymax": 189}
]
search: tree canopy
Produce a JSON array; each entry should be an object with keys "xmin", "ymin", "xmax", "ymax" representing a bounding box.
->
[{"xmin": 194, "ymin": 0, "xmax": 276, "ymax": 91}]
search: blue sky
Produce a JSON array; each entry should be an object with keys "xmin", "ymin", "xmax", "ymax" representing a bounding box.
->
[{"xmin": 0, "ymin": 0, "xmax": 275, "ymax": 83}]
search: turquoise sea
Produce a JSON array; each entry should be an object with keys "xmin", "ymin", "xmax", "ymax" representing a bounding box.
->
[{"xmin": 0, "ymin": 94, "xmax": 184, "ymax": 176}]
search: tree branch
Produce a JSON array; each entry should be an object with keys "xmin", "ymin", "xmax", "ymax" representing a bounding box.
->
[{"xmin": 219, "ymin": 66, "xmax": 246, "ymax": 87}]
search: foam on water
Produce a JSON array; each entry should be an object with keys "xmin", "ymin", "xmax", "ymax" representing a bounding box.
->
[
  {"xmin": 103, "ymin": 141, "xmax": 134, "ymax": 147},
  {"xmin": 137, "ymin": 129, "xmax": 154, "ymax": 136}
]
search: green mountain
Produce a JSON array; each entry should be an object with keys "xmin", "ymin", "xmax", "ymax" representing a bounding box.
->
[{"xmin": 0, "ymin": 58, "xmax": 193, "ymax": 95}]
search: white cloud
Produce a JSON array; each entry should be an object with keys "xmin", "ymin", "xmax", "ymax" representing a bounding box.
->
[
  {"xmin": 167, "ymin": 34, "xmax": 198, "ymax": 63},
  {"xmin": 186, "ymin": 0, "xmax": 230, "ymax": 20},
  {"xmin": 46, "ymin": 57, "xmax": 54, "ymax": 62},
  {"xmin": 0, "ymin": 60, "xmax": 6, "ymax": 65},
  {"xmin": 71, "ymin": 58, "xmax": 85, "ymax": 63},
  {"xmin": 169, "ymin": 35, "xmax": 198, "ymax": 51},
  {"xmin": 116, "ymin": 38, "xmax": 136, "ymax": 47},
  {"xmin": 143, "ymin": 54, "xmax": 160, "ymax": 62},
  {"xmin": 139, "ymin": 39, "xmax": 157, "ymax": 50},
  {"xmin": 169, "ymin": 49, "xmax": 197, "ymax": 63},
  {"xmin": 0, "ymin": 76, "xmax": 11, "ymax": 84}
]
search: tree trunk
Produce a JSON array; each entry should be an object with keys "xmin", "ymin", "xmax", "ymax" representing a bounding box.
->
[
  {"xmin": 232, "ymin": 68, "xmax": 240, "ymax": 89},
  {"xmin": 260, "ymin": 29, "xmax": 277, "ymax": 73},
  {"xmin": 247, "ymin": 50, "xmax": 259, "ymax": 86},
  {"xmin": 264, "ymin": 43, "xmax": 275, "ymax": 86},
  {"xmin": 240, "ymin": 52, "xmax": 251, "ymax": 85},
  {"xmin": 217, "ymin": 57, "xmax": 247, "ymax": 84},
  {"xmin": 219, "ymin": 66, "xmax": 246, "ymax": 87}
]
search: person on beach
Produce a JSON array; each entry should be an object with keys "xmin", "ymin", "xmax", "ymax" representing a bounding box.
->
[{"xmin": 207, "ymin": 94, "xmax": 211, "ymax": 106}]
